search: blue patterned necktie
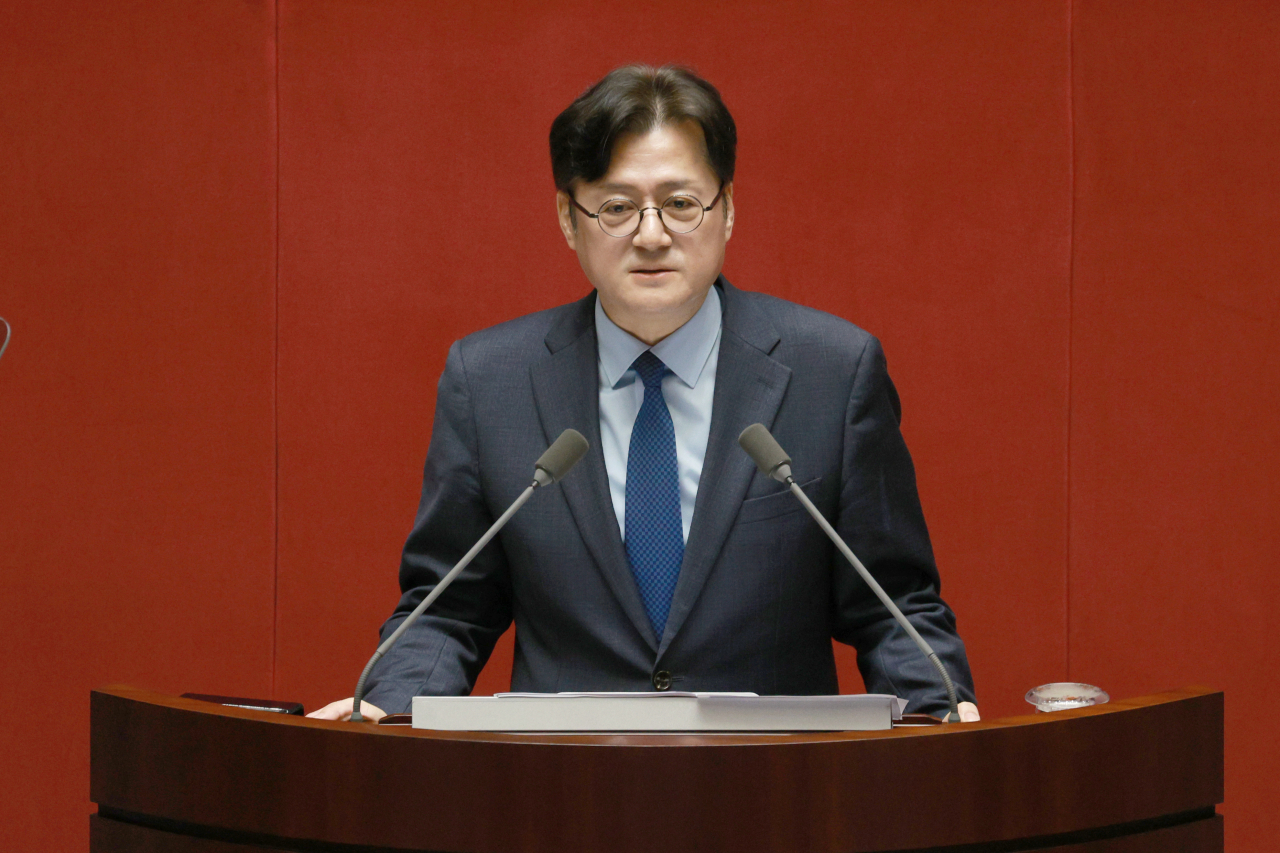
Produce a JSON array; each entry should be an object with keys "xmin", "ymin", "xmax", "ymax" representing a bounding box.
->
[{"xmin": 625, "ymin": 350, "xmax": 685, "ymax": 640}]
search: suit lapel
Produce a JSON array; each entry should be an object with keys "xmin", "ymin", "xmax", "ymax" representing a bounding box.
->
[
  {"xmin": 530, "ymin": 292, "xmax": 659, "ymax": 651},
  {"xmin": 659, "ymin": 280, "xmax": 790, "ymax": 655}
]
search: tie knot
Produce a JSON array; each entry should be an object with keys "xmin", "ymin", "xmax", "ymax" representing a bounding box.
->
[{"xmin": 632, "ymin": 351, "xmax": 669, "ymax": 389}]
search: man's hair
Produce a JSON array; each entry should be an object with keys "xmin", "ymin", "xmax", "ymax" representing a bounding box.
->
[{"xmin": 549, "ymin": 65, "xmax": 737, "ymax": 193}]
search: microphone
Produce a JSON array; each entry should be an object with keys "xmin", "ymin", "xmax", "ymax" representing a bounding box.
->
[
  {"xmin": 350, "ymin": 428, "xmax": 589, "ymax": 722},
  {"xmin": 533, "ymin": 428, "xmax": 590, "ymax": 485},
  {"xmin": 737, "ymin": 423, "xmax": 963, "ymax": 723},
  {"xmin": 737, "ymin": 422, "xmax": 792, "ymax": 482}
]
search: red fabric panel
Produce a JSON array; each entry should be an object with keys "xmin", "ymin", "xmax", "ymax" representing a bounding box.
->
[
  {"xmin": 8, "ymin": 0, "xmax": 1272, "ymax": 844},
  {"xmin": 272, "ymin": 0, "xmax": 1072, "ymax": 720},
  {"xmin": 1070, "ymin": 1, "xmax": 1280, "ymax": 848},
  {"xmin": 0, "ymin": 1, "xmax": 277, "ymax": 848}
]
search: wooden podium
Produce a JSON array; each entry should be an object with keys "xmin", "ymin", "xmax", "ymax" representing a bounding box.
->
[{"xmin": 90, "ymin": 685, "xmax": 1222, "ymax": 852}]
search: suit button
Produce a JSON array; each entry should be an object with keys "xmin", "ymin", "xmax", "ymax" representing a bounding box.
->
[{"xmin": 652, "ymin": 671, "xmax": 673, "ymax": 691}]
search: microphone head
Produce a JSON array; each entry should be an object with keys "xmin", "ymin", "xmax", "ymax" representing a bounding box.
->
[
  {"xmin": 738, "ymin": 423, "xmax": 793, "ymax": 483},
  {"xmin": 533, "ymin": 429, "xmax": 590, "ymax": 485}
]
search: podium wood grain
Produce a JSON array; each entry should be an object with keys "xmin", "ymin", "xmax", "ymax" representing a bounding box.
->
[{"xmin": 90, "ymin": 685, "xmax": 1223, "ymax": 853}]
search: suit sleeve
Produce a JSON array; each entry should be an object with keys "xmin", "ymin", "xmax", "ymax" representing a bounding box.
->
[
  {"xmin": 829, "ymin": 336, "xmax": 977, "ymax": 717},
  {"xmin": 362, "ymin": 341, "xmax": 514, "ymax": 714}
]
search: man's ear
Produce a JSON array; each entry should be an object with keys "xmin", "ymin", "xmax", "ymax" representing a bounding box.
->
[
  {"xmin": 721, "ymin": 182, "xmax": 735, "ymax": 243},
  {"xmin": 556, "ymin": 192, "xmax": 578, "ymax": 250}
]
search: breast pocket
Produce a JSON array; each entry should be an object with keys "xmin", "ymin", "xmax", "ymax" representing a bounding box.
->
[{"xmin": 734, "ymin": 476, "xmax": 823, "ymax": 525}]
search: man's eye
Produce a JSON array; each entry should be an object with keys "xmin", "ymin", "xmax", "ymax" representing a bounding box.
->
[{"xmin": 603, "ymin": 202, "xmax": 633, "ymax": 215}]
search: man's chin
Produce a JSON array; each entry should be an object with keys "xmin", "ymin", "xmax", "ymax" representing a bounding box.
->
[
  {"xmin": 618, "ymin": 286, "xmax": 699, "ymax": 316},
  {"xmin": 600, "ymin": 285, "xmax": 713, "ymax": 342}
]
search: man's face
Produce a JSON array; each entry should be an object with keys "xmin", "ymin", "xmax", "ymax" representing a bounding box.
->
[{"xmin": 557, "ymin": 120, "xmax": 734, "ymax": 345}]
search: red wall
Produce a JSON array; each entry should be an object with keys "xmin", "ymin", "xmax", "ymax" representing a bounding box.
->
[
  {"xmin": 1068, "ymin": 6, "xmax": 1280, "ymax": 845},
  {"xmin": 1, "ymin": 0, "xmax": 278, "ymax": 846},
  {"xmin": 2, "ymin": 1, "xmax": 1275, "ymax": 849}
]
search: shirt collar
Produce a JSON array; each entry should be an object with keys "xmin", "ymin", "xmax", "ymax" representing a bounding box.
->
[{"xmin": 595, "ymin": 285, "xmax": 722, "ymax": 390}]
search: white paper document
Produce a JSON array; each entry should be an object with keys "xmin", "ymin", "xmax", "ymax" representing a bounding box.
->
[{"xmin": 412, "ymin": 692, "xmax": 907, "ymax": 732}]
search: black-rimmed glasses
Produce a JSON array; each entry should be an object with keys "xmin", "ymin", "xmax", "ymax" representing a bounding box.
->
[{"xmin": 569, "ymin": 183, "xmax": 726, "ymax": 237}]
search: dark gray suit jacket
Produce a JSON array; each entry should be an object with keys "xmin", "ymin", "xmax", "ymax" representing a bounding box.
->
[{"xmin": 364, "ymin": 278, "xmax": 976, "ymax": 716}]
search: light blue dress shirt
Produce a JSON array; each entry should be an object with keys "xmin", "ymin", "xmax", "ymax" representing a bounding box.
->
[{"xmin": 595, "ymin": 286, "xmax": 722, "ymax": 544}]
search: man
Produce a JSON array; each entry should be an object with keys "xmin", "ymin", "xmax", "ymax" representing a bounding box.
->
[{"xmin": 311, "ymin": 65, "xmax": 978, "ymax": 722}]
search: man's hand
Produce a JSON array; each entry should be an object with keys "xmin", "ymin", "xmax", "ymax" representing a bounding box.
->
[
  {"xmin": 957, "ymin": 701, "xmax": 980, "ymax": 722},
  {"xmin": 306, "ymin": 698, "xmax": 387, "ymax": 722}
]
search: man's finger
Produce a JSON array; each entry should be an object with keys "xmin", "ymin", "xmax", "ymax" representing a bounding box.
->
[{"xmin": 306, "ymin": 698, "xmax": 355, "ymax": 720}]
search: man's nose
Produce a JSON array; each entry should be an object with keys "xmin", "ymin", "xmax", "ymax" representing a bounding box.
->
[{"xmin": 632, "ymin": 207, "xmax": 672, "ymax": 250}]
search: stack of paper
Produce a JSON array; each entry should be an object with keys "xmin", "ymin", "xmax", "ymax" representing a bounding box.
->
[{"xmin": 411, "ymin": 692, "xmax": 906, "ymax": 732}]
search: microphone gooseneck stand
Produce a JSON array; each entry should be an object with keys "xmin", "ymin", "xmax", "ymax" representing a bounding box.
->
[
  {"xmin": 350, "ymin": 429, "xmax": 589, "ymax": 722},
  {"xmin": 738, "ymin": 423, "xmax": 962, "ymax": 723}
]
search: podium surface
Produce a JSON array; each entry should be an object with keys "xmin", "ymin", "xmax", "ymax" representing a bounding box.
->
[{"xmin": 90, "ymin": 684, "xmax": 1223, "ymax": 852}]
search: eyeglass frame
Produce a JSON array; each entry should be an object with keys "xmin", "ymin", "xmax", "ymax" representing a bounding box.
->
[{"xmin": 567, "ymin": 182, "xmax": 727, "ymax": 237}]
